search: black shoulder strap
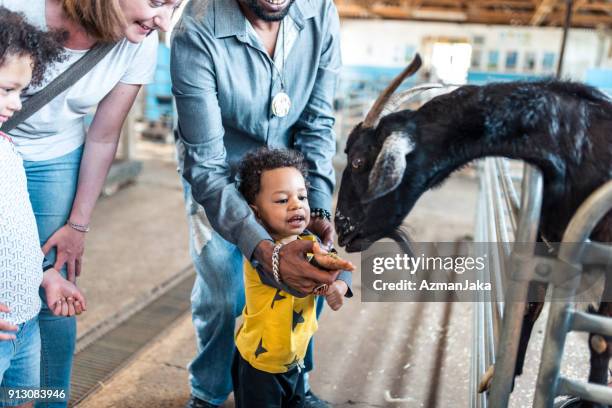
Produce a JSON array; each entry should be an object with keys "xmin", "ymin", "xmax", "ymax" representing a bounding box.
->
[{"xmin": 3, "ymin": 42, "xmax": 116, "ymax": 133}]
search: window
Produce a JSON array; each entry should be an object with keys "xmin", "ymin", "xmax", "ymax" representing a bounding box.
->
[
  {"xmin": 431, "ymin": 42, "xmax": 472, "ymax": 84},
  {"xmin": 487, "ymin": 50, "xmax": 499, "ymax": 70},
  {"xmin": 404, "ymin": 45, "xmax": 416, "ymax": 62},
  {"xmin": 505, "ymin": 51, "xmax": 518, "ymax": 70},
  {"xmin": 542, "ymin": 52, "xmax": 556, "ymax": 72},
  {"xmin": 473, "ymin": 36, "xmax": 485, "ymax": 46},
  {"xmin": 524, "ymin": 52, "xmax": 536, "ymax": 72},
  {"xmin": 471, "ymin": 49, "xmax": 482, "ymax": 69}
]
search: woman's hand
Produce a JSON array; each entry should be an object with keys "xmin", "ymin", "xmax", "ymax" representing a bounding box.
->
[
  {"xmin": 42, "ymin": 82, "xmax": 141, "ymax": 283},
  {"xmin": 307, "ymin": 217, "xmax": 335, "ymax": 250},
  {"xmin": 0, "ymin": 303, "xmax": 17, "ymax": 341},
  {"xmin": 253, "ymin": 239, "xmax": 342, "ymax": 296},
  {"xmin": 41, "ymin": 269, "xmax": 87, "ymax": 316},
  {"xmin": 42, "ymin": 225, "xmax": 86, "ymax": 283}
]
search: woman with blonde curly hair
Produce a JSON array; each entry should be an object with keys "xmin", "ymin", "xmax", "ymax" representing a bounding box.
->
[{"xmin": 0, "ymin": 1, "xmax": 181, "ymax": 406}]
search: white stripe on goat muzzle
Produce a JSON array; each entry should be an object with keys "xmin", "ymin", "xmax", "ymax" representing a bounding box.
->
[{"xmin": 364, "ymin": 131, "xmax": 414, "ymax": 202}]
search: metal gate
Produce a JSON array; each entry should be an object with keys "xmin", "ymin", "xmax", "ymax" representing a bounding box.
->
[{"xmin": 472, "ymin": 157, "xmax": 612, "ymax": 407}]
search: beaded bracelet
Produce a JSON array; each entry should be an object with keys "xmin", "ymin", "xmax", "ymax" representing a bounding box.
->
[
  {"xmin": 272, "ymin": 243, "xmax": 283, "ymax": 284},
  {"xmin": 67, "ymin": 220, "xmax": 90, "ymax": 233},
  {"xmin": 310, "ymin": 208, "xmax": 331, "ymax": 222}
]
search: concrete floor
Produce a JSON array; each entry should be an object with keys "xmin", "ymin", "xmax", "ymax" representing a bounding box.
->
[
  {"xmin": 75, "ymin": 147, "xmax": 191, "ymax": 344},
  {"xmin": 74, "ymin": 140, "xmax": 591, "ymax": 408}
]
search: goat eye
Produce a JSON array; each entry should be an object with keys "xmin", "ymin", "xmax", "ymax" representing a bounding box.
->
[{"xmin": 351, "ymin": 158, "xmax": 364, "ymax": 170}]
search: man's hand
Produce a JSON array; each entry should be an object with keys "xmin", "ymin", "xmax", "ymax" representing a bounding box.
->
[
  {"xmin": 253, "ymin": 240, "xmax": 342, "ymax": 296},
  {"xmin": 41, "ymin": 269, "xmax": 87, "ymax": 316},
  {"xmin": 0, "ymin": 303, "xmax": 17, "ymax": 341},
  {"xmin": 325, "ymin": 280, "xmax": 348, "ymax": 311},
  {"xmin": 308, "ymin": 217, "xmax": 335, "ymax": 250},
  {"xmin": 42, "ymin": 225, "xmax": 86, "ymax": 283},
  {"xmin": 310, "ymin": 242, "xmax": 355, "ymax": 272}
]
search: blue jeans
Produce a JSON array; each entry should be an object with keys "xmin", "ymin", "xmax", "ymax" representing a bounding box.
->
[
  {"xmin": 180, "ymin": 180, "xmax": 322, "ymax": 405},
  {"xmin": 0, "ymin": 317, "xmax": 41, "ymax": 407},
  {"xmin": 23, "ymin": 146, "xmax": 83, "ymax": 408}
]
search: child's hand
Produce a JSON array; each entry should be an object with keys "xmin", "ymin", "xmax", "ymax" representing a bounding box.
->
[
  {"xmin": 41, "ymin": 269, "xmax": 87, "ymax": 317},
  {"xmin": 0, "ymin": 303, "xmax": 17, "ymax": 341},
  {"xmin": 325, "ymin": 280, "xmax": 348, "ymax": 311},
  {"xmin": 311, "ymin": 243, "xmax": 355, "ymax": 272}
]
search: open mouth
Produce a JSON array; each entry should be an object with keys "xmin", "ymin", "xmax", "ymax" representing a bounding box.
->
[
  {"xmin": 338, "ymin": 223, "xmax": 385, "ymax": 253},
  {"xmin": 344, "ymin": 235, "xmax": 374, "ymax": 253},
  {"xmin": 287, "ymin": 214, "xmax": 305, "ymax": 228},
  {"xmin": 261, "ymin": 0, "xmax": 288, "ymax": 11},
  {"xmin": 137, "ymin": 22, "xmax": 154, "ymax": 34},
  {"xmin": 0, "ymin": 114, "xmax": 10, "ymax": 123}
]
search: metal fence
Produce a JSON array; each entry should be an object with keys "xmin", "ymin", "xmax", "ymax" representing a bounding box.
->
[{"xmin": 472, "ymin": 157, "xmax": 612, "ymax": 407}]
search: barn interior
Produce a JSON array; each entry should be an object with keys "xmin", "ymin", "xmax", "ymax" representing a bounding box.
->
[{"xmin": 56, "ymin": 1, "xmax": 612, "ymax": 407}]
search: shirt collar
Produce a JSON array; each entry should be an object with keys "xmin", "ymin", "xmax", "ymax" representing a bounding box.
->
[{"xmin": 214, "ymin": 0, "xmax": 316, "ymax": 39}]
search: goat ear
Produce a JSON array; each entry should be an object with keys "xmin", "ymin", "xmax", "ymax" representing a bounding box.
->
[{"xmin": 364, "ymin": 131, "xmax": 414, "ymax": 203}]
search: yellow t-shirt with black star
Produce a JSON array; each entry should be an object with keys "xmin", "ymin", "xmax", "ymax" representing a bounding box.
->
[{"xmin": 235, "ymin": 234, "xmax": 318, "ymax": 374}]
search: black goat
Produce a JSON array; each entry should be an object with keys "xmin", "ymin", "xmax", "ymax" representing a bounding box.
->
[{"xmin": 335, "ymin": 54, "xmax": 612, "ymax": 404}]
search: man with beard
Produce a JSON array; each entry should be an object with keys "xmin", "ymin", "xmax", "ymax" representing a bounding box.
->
[{"xmin": 171, "ymin": 1, "xmax": 344, "ymax": 407}]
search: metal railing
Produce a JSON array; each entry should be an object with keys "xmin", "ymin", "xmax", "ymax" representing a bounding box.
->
[
  {"xmin": 473, "ymin": 158, "xmax": 542, "ymax": 408},
  {"xmin": 472, "ymin": 157, "xmax": 612, "ymax": 407},
  {"xmin": 533, "ymin": 180, "xmax": 612, "ymax": 407}
]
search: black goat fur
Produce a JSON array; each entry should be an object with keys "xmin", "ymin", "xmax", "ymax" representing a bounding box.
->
[{"xmin": 335, "ymin": 79, "xmax": 612, "ymax": 404}]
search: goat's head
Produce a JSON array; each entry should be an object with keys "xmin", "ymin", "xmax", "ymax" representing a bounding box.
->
[{"xmin": 336, "ymin": 54, "xmax": 443, "ymax": 252}]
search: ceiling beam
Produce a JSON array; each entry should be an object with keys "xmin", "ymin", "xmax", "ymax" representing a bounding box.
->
[
  {"xmin": 478, "ymin": 0, "xmax": 536, "ymax": 7},
  {"xmin": 420, "ymin": 0, "xmax": 465, "ymax": 7},
  {"xmin": 531, "ymin": 0, "xmax": 559, "ymax": 25},
  {"xmin": 580, "ymin": 2, "xmax": 612, "ymax": 12},
  {"xmin": 572, "ymin": 0, "xmax": 589, "ymax": 11},
  {"xmin": 410, "ymin": 0, "xmax": 425, "ymax": 9},
  {"xmin": 336, "ymin": 2, "xmax": 372, "ymax": 18},
  {"xmin": 548, "ymin": 0, "xmax": 588, "ymax": 26},
  {"xmin": 369, "ymin": 4, "xmax": 411, "ymax": 19},
  {"xmin": 335, "ymin": 0, "xmax": 612, "ymax": 28},
  {"xmin": 477, "ymin": 7, "xmax": 611, "ymax": 26}
]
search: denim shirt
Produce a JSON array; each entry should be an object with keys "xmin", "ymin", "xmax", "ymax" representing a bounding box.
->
[{"xmin": 171, "ymin": 0, "xmax": 341, "ymax": 259}]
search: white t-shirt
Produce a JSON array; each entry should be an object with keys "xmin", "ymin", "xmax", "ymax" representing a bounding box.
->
[
  {"xmin": 0, "ymin": 133, "xmax": 43, "ymax": 325},
  {"xmin": 1, "ymin": 0, "xmax": 158, "ymax": 161}
]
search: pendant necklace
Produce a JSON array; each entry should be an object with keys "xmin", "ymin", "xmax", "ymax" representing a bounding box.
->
[{"xmin": 271, "ymin": 20, "xmax": 291, "ymax": 118}]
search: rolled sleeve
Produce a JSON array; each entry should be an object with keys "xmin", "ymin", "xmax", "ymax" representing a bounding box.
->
[
  {"xmin": 171, "ymin": 17, "xmax": 272, "ymax": 258},
  {"xmin": 336, "ymin": 270, "xmax": 353, "ymax": 298},
  {"xmin": 292, "ymin": 2, "xmax": 341, "ymax": 212}
]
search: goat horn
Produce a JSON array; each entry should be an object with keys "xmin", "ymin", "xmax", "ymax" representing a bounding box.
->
[
  {"xmin": 362, "ymin": 53, "xmax": 422, "ymax": 129},
  {"xmin": 380, "ymin": 83, "xmax": 445, "ymax": 117}
]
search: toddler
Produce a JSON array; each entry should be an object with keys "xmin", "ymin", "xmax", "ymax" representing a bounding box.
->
[
  {"xmin": 0, "ymin": 7, "xmax": 87, "ymax": 407},
  {"xmin": 233, "ymin": 148, "xmax": 354, "ymax": 407}
]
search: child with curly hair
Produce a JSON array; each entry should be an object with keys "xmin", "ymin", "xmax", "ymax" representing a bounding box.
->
[
  {"xmin": 0, "ymin": 7, "xmax": 87, "ymax": 407},
  {"xmin": 233, "ymin": 148, "xmax": 354, "ymax": 407}
]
